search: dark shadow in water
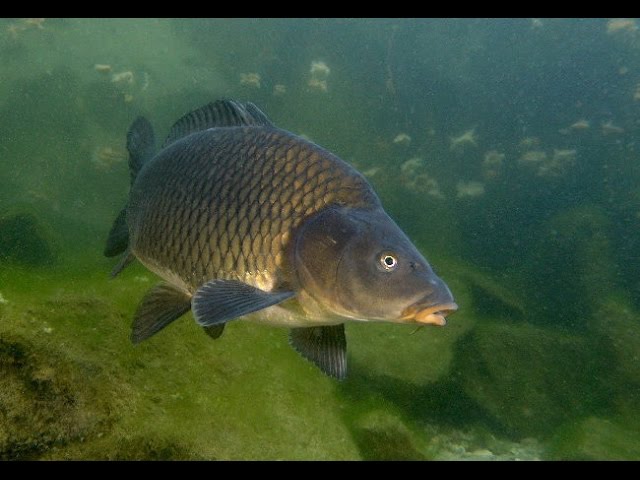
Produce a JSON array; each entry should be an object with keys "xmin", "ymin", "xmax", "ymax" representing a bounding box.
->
[
  {"xmin": 467, "ymin": 282, "xmax": 525, "ymax": 322},
  {"xmin": 336, "ymin": 318, "xmax": 618, "ymax": 460},
  {"xmin": 0, "ymin": 212, "xmax": 56, "ymax": 266},
  {"xmin": 334, "ymin": 365, "xmax": 504, "ymax": 460}
]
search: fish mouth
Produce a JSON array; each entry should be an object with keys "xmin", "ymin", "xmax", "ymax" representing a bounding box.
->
[{"xmin": 401, "ymin": 302, "xmax": 458, "ymax": 326}]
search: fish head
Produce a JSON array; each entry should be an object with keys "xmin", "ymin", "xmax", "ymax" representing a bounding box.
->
[{"xmin": 293, "ymin": 206, "xmax": 457, "ymax": 325}]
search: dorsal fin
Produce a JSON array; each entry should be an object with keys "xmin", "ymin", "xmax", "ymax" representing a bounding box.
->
[
  {"xmin": 127, "ymin": 117, "xmax": 155, "ymax": 185},
  {"xmin": 163, "ymin": 100, "xmax": 274, "ymax": 147}
]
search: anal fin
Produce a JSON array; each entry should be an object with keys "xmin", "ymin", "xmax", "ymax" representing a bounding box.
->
[
  {"xmin": 192, "ymin": 279, "xmax": 294, "ymax": 327},
  {"xmin": 289, "ymin": 324, "xmax": 347, "ymax": 380},
  {"xmin": 131, "ymin": 283, "xmax": 191, "ymax": 344}
]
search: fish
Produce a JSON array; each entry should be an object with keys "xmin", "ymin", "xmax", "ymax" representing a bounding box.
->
[{"xmin": 105, "ymin": 99, "xmax": 457, "ymax": 380}]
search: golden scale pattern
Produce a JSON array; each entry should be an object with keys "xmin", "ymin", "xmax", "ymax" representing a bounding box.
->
[{"xmin": 129, "ymin": 127, "xmax": 377, "ymax": 292}]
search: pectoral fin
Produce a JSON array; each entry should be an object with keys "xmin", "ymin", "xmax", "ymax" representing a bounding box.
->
[
  {"xmin": 192, "ymin": 279, "xmax": 294, "ymax": 327},
  {"xmin": 109, "ymin": 248, "xmax": 136, "ymax": 278},
  {"xmin": 289, "ymin": 324, "xmax": 347, "ymax": 380},
  {"xmin": 131, "ymin": 283, "xmax": 191, "ymax": 344}
]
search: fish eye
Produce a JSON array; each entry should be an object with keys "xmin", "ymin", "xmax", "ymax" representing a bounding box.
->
[{"xmin": 379, "ymin": 253, "xmax": 398, "ymax": 271}]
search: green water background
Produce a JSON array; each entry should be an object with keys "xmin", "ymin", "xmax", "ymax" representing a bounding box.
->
[{"xmin": 0, "ymin": 18, "xmax": 639, "ymax": 459}]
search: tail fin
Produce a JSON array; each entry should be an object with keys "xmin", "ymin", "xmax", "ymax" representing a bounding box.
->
[{"xmin": 104, "ymin": 117, "xmax": 155, "ymax": 274}]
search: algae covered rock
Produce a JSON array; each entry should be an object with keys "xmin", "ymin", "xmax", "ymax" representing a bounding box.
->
[
  {"xmin": 0, "ymin": 212, "xmax": 56, "ymax": 266},
  {"xmin": 590, "ymin": 297, "xmax": 640, "ymax": 387},
  {"xmin": 450, "ymin": 321, "xmax": 611, "ymax": 437},
  {"xmin": 547, "ymin": 416, "xmax": 640, "ymax": 460},
  {"xmin": 0, "ymin": 335, "xmax": 110, "ymax": 459},
  {"xmin": 547, "ymin": 205, "xmax": 617, "ymax": 305}
]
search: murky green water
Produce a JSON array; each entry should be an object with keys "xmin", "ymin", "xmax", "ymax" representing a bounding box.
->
[{"xmin": 1, "ymin": 18, "xmax": 639, "ymax": 460}]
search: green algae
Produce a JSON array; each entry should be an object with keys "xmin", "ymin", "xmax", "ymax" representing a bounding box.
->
[
  {"xmin": 592, "ymin": 297, "xmax": 640, "ymax": 387},
  {"xmin": 0, "ymin": 265, "xmax": 361, "ymax": 459},
  {"xmin": 1, "ymin": 226, "xmax": 638, "ymax": 459},
  {"xmin": 0, "ymin": 252, "xmax": 482, "ymax": 460},
  {"xmin": 0, "ymin": 333, "xmax": 115, "ymax": 460}
]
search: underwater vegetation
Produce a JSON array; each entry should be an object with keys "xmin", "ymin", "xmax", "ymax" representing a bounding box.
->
[{"xmin": 1, "ymin": 18, "xmax": 640, "ymax": 460}]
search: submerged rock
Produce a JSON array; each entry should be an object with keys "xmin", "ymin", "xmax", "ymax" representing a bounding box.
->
[
  {"xmin": 546, "ymin": 205, "xmax": 615, "ymax": 305},
  {"xmin": 591, "ymin": 297, "xmax": 640, "ymax": 387},
  {"xmin": 450, "ymin": 321, "xmax": 611, "ymax": 437},
  {"xmin": 0, "ymin": 212, "xmax": 56, "ymax": 266}
]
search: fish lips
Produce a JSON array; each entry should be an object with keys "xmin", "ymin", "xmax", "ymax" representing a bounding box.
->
[{"xmin": 401, "ymin": 301, "xmax": 458, "ymax": 326}]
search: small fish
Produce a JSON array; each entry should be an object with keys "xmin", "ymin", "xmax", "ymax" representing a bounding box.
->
[{"xmin": 105, "ymin": 100, "xmax": 457, "ymax": 379}]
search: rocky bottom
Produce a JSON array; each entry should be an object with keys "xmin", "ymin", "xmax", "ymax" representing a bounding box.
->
[{"xmin": 429, "ymin": 429, "xmax": 543, "ymax": 461}]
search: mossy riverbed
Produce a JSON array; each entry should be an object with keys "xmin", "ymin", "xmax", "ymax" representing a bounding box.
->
[{"xmin": 1, "ymin": 229, "xmax": 638, "ymax": 459}]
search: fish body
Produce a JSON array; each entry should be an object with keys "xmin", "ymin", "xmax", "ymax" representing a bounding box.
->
[{"xmin": 105, "ymin": 100, "xmax": 457, "ymax": 379}]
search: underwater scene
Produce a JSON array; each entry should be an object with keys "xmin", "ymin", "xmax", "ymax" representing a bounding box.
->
[{"xmin": 1, "ymin": 18, "xmax": 640, "ymax": 460}]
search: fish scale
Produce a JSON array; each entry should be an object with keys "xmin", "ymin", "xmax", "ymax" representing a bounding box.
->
[{"xmin": 129, "ymin": 127, "xmax": 376, "ymax": 292}]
